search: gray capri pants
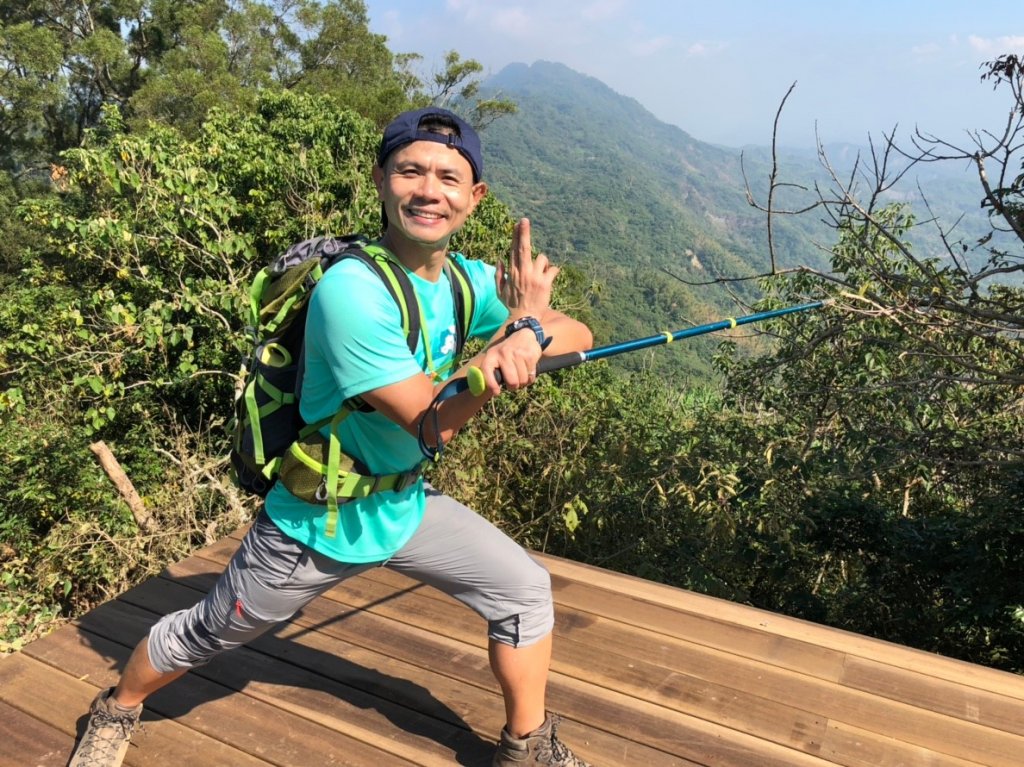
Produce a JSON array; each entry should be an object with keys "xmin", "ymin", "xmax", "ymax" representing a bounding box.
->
[{"xmin": 148, "ymin": 486, "xmax": 554, "ymax": 673}]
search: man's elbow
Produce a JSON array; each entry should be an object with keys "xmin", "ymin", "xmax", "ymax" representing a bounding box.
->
[{"xmin": 579, "ymin": 323, "xmax": 594, "ymax": 351}]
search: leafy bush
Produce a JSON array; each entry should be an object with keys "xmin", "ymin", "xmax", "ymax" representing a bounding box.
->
[{"xmin": 2, "ymin": 91, "xmax": 517, "ymax": 646}]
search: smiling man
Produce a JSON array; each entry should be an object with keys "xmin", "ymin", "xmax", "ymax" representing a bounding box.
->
[{"xmin": 68, "ymin": 107, "xmax": 595, "ymax": 767}]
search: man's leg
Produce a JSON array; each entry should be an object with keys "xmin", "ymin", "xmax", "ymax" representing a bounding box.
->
[
  {"xmin": 489, "ymin": 631, "xmax": 552, "ymax": 736},
  {"xmin": 385, "ymin": 486, "xmax": 555, "ymax": 736},
  {"xmin": 112, "ymin": 638, "xmax": 188, "ymax": 707},
  {"xmin": 70, "ymin": 510, "xmax": 375, "ymax": 766}
]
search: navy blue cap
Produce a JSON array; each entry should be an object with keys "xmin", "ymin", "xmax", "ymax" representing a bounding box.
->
[{"xmin": 377, "ymin": 107, "xmax": 483, "ymax": 182}]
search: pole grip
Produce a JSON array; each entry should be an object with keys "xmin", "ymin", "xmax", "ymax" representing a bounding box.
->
[
  {"xmin": 537, "ymin": 350, "xmax": 587, "ymax": 375},
  {"xmin": 466, "ymin": 350, "xmax": 586, "ymax": 395}
]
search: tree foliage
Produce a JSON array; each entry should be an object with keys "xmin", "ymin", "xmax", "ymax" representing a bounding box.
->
[
  {"xmin": 3, "ymin": 10, "xmax": 1023, "ymax": 680},
  {"xmin": 0, "ymin": 89, "xmax": 515, "ymax": 650},
  {"xmin": 0, "ymin": 0, "xmax": 509, "ymax": 172},
  {"xmin": 704, "ymin": 54, "xmax": 1024, "ymax": 667}
]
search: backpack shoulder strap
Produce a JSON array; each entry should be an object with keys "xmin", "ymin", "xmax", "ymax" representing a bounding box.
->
[
  {"xmin": 331, "ymin": 244, "xmax": 420, "ymax": 356},
  {"xmin": 443, "ymin": 254, "xmax": 476, "ymax": 356}
]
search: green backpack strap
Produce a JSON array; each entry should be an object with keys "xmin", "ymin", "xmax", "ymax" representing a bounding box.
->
[
  {"xmin": 444, "ymin": 254, "xmax": 476, "ymax": 356},
  {"xmin": 352, "ymin": 245, "xmax": 475, "ymax": 357},
  {"xmin": 338, "ymin": 246, "xmax": 420, "ymax": 355}
]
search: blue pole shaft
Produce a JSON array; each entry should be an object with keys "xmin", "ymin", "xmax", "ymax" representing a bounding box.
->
[
  {"xmin": 535, "ymin": 300, "xmax": 824, "ymax": 376},
  {"xmin": 464, "ymin": 301, "xmax": 825, "ymax": 393}
]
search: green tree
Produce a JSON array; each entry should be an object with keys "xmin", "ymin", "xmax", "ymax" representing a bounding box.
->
[
  {"xmin": 711, "ymin": 54, "xmax": 1024, "ymax": 669},
  {"xmin": 4, "ymin": 90, "xmax": 505, "ymax": 649},
  {"xmin": 426, "ymin": 50, "xmax": 517, "ymax": 129},
  {"xmin": 1, "ymin": 0, "xmax": 513, "ymax": 169}
]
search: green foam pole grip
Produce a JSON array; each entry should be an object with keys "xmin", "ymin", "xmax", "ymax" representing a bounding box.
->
[{"xmin": 466, "ymin": 366, "xmax": 487, "ymax": 396}]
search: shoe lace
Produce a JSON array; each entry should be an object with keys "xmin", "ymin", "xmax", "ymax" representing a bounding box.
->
[
  {"xmin": 535, "ymin": 715, "xmax": 589, "ymax": 766},
  {"xmin": 77, "ymin": 707, "xmax": 140, "ymax": 762}
]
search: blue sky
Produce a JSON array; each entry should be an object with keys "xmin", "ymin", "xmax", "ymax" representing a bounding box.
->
[{"xmin": 364, "ymin": 0, "xmax": 1024, "ymax": 149}]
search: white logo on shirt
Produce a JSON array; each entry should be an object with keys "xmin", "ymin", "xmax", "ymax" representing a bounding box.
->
[{"xmin": 439, "ymin": 324, "xmax": 458, "ymax": 355}]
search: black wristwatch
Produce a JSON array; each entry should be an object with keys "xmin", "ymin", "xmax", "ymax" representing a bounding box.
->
[{"xmin": 505, "ymin": 316, "xmax": 553, "ymax": 350}]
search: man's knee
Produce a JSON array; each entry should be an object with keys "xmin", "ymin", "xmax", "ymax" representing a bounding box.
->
[
  {"xmin": 146, "ymin": 596, "xmax": 281, "ymax": 672},
  {"xmin": 488, "ymin": 560, "xmax": 554, "ymax": 648}
]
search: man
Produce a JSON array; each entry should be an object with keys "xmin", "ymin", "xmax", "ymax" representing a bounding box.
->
[{"xmin": 69, "ymin": 106, "xmax": 595, "ymax": 767}]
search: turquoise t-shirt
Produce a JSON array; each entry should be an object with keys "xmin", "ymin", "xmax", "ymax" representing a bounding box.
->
[{"xmin": 264, "ymin": 251, "xmax": 508, "ymax": 562}]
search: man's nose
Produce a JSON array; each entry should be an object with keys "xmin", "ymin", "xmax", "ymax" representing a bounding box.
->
[{"xmin": 414, "ymin": 172, "xmax": 442, "ymax": 197}]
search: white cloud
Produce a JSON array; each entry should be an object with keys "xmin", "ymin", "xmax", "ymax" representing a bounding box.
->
[
  {"xmin": 686, "ymin": 41, "xmax": 726, "ymax": 58},
  {"xmin": 581, "ymin": 0, "xmax": 626, "ymax": 21},
  {"xmin": 629, "ymin": 35, "xmax": 671, "ymax": 57},
  {"xmin": 967, "ymin": 35, "xmax": 1024, "ymax": 55},
  {"xmin": 445, "ymin": 0, "xmax": 484, "ymax": 20},
  {"xmin": 492, "ymin": 7, "xmax": 531, "ymax": 36},
  {"xmin": 911, "ymin": 42, "xmax": 941, "ymax": 56}
]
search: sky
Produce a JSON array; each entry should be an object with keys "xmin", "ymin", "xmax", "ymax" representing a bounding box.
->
[{"xmin": 364, "ymin": 0, "xmax": 1024, "ymax": 149}]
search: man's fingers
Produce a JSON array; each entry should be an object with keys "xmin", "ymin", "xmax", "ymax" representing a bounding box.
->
[{"xmin": 512, "ymin": 218, "xmax": 532, "ymax": 268}]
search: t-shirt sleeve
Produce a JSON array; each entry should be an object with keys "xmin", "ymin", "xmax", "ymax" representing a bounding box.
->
[
  {"xmin": 304, "ymin": 258, "xmax": 422, "ymax": 403},
  {"xmin": 455, "ymin": 255, "xmax": 510, "ymax": 340}
]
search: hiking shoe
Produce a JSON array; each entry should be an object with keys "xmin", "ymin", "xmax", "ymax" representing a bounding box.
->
[
  {"xmin": 68, "ymin": 687, "xmax": 143, "ymax": 767},
  {"xmin": 493, "ymin": 713, "xmax": 594, "ymax": 766}
]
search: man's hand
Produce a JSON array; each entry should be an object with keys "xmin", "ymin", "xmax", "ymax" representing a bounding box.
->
[
  {"xmin": 497, "ymin": 218, "xmax": 559, "ymax": 316},
  {"xmin": 478, "ymin": 324, "xmax": 543, "ymax": 393}
]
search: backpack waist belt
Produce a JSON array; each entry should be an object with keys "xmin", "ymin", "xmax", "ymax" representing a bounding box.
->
[
  {"xmin": 276, "ymin": 427, "xmax": 428, "ymax": 537},
  {"xmin": 311, "ymin": 460, "xmax": 426, "ymax": 502}
]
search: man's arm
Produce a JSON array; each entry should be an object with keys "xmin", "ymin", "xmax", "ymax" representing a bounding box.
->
[{"xmin": 359, "ymin": 219, "xmax": 592, "ymax": 450}]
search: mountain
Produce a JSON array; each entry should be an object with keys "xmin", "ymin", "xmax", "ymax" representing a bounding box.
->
[
  {"xmin": 476, "ymin": 61, "xmax": 1001, "ymax": 376},
  {"xmin": 482, "ymin": 62, "xmax": 837, "ymax": 267},
  {"xmin": 477, "ymin": 62, "xmax": 831, "ymax": 376}
]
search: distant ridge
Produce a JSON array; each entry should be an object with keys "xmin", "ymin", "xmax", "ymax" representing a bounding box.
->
[
  {"xmin": 476, "ymin": 61, "xmax": 828, "ymax": 374},
  {"xmin": 481, "ymin": 61, "xmax": 829, "ymax": 271}
]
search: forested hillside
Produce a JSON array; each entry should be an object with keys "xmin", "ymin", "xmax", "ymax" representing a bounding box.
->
[
  {"xmin": 476, "ymin": 61, "xmax": 1005, "ymax": 375},
  {"xmin": 477, "ymin": 62, "xmax": 832, "ymax": 376},
  {"xmin": 483, "ymin": 62, "xmax": 825, "ymax": 273},
  {"xmin": 2, "ymin": 2, "xmax": 1022, "ymax": 675}
]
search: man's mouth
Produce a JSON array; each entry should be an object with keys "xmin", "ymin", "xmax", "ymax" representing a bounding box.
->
[{"xmin": 407, "ymin": 207, "xmax": 445, "ymax": 220}]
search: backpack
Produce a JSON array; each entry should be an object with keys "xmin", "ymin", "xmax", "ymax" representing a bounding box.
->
[{"xmin": 229, "ymin": 234, "xmax": 475, "ymax": 535}]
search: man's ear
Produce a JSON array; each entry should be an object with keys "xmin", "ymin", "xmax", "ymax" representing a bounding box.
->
[{"xmin": 470, "ymin": 181, "xmax": 488, "ymax": 209}]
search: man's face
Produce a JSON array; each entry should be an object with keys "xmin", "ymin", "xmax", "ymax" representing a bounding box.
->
[{"xmin": 373, "ymin": 140, "xmax": 487, "ymax": 249}]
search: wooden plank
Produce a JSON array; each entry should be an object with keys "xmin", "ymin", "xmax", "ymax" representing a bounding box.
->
[
  {"xmin": 0, "ymin": 653, "xmax": 273, "ymax": 767},
  {"xmin": 189, "ymin": 533, "xmax": 1024, "ymax": 765},
  {"xmin": 0, "ymin": 699, "xmax": 71, "ymax": 767},
  {"xmin": 841, "ymin": 654, "xmax": 1024, "ymax": 738},
  {"xmin": 24, "ymin": 621, "xmax": 479, "ymax": 767},
  {"xmin": 362, "ymin": 558, "xmax": 849, "ymax": 682},
  {"xmin": 817, "ymin": 720, "xmax": 985, "ymax": 767},
  {"xmin": 535, "ymin": 553, "xmax": 1024, "ymax": 700}
]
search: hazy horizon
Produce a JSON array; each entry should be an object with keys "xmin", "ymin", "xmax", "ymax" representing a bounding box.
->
[{"xmin": 365, "ymin": 0, "xmax": 1023, "ymax": 151}]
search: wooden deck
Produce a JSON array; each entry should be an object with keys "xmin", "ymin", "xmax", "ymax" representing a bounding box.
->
[{"xmin": 3, "ymin": 527, "xmax": 1024, "ymax": 767}]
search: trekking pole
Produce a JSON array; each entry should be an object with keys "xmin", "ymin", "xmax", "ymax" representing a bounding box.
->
[
  {"xmin": 419, "ymin": 300, "xmax": 826, "ymax": 459},
  {"xmin": 466, "ymin": 300, "xmax": 827, "ymax": 395}
]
